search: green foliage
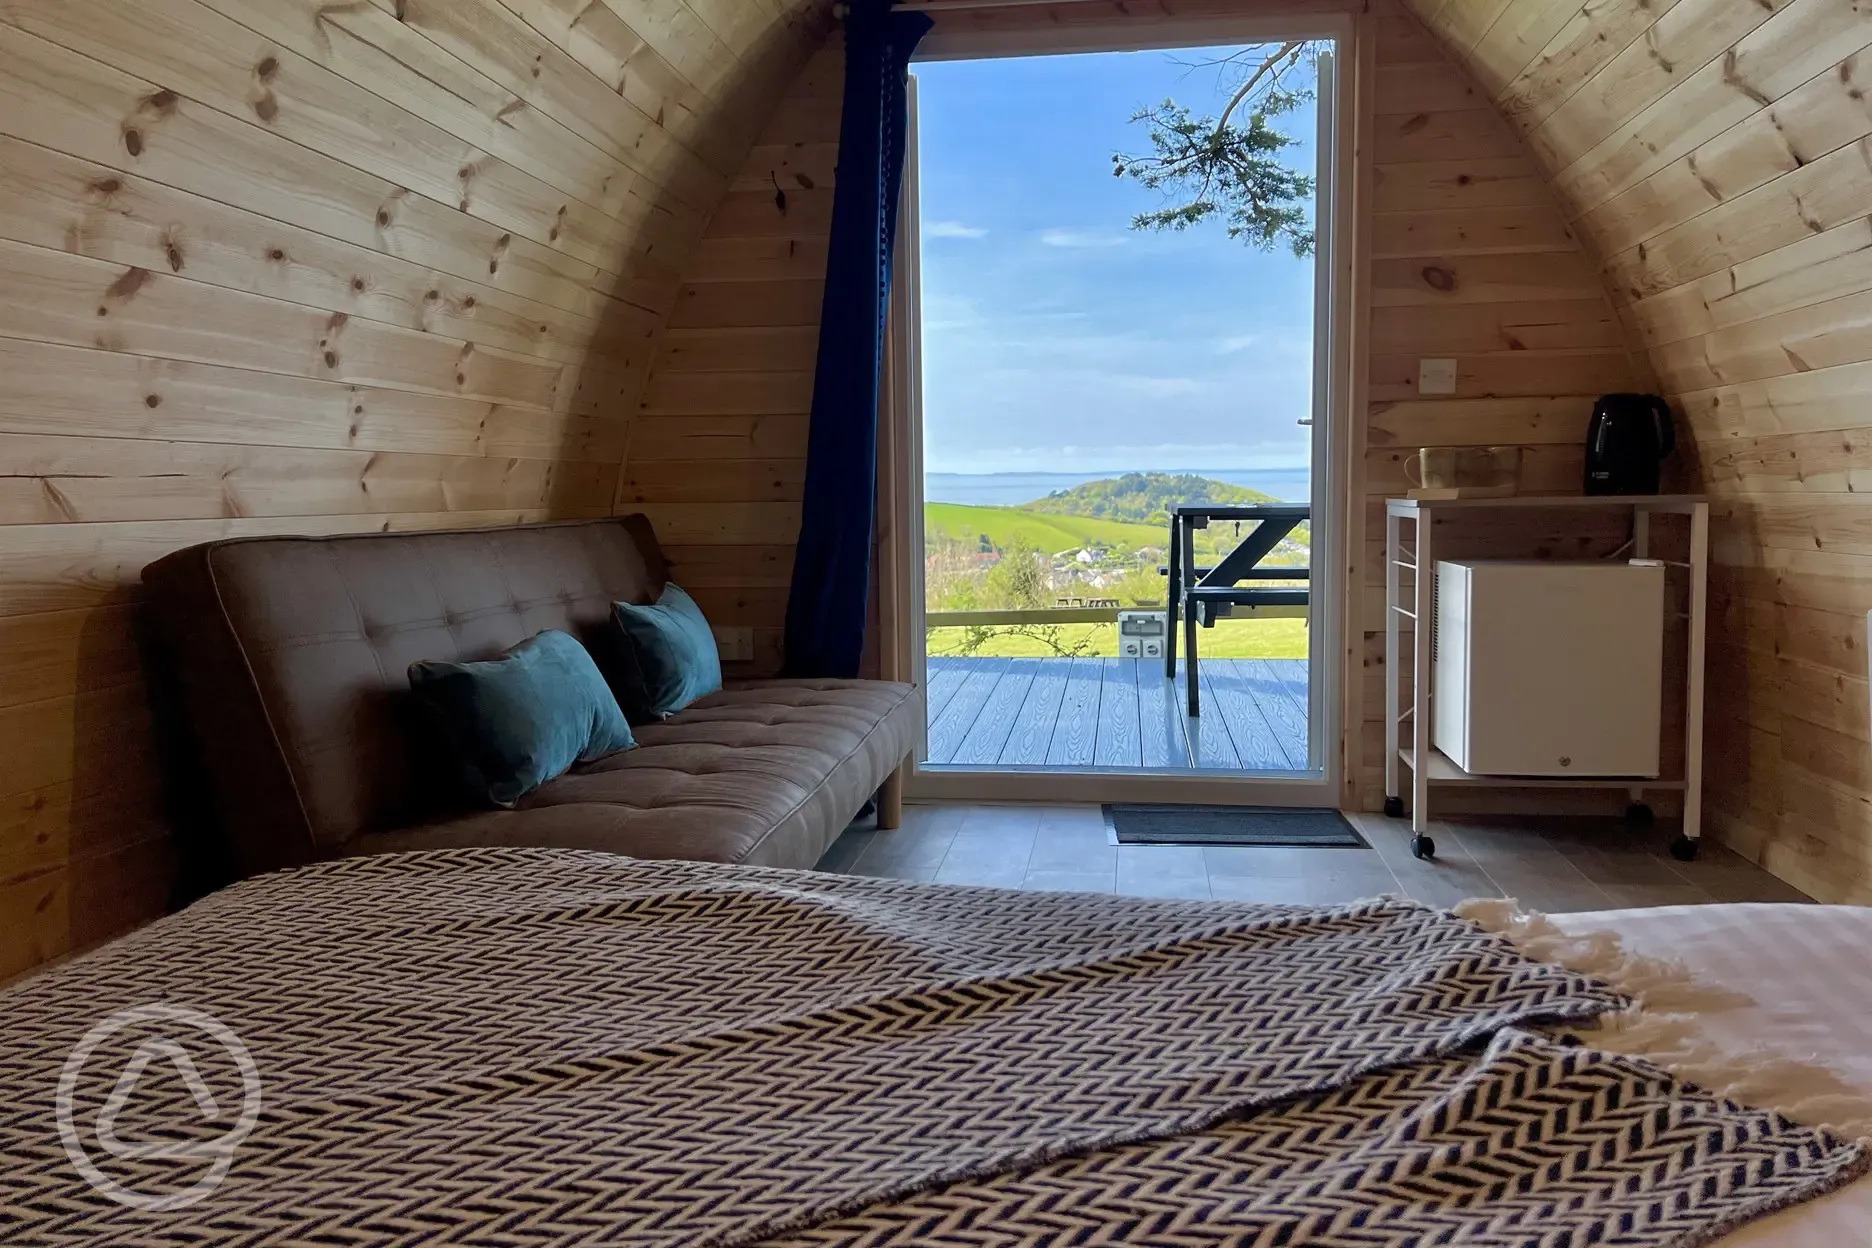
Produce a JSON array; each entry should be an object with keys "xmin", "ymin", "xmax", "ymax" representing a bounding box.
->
[
  {"xmin": 924, "ymin": 502, "xmax": 1164, "ymax": 554},
  {"xmin": 927, "ymin": 617, "xmax": 1310, "ymax": 660},
  {"xmin": 1021, "ymin": 471, "xmax": 1276, "ymax": 526},
  {"xmin": 1111, "ymin": 43, "xmax": 1318, "ymax": 256}
]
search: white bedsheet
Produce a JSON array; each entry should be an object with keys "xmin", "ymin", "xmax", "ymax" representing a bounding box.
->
[{"xmin": 1553, "ymin": 904, "xmax": 1872, "ymax": 1247}]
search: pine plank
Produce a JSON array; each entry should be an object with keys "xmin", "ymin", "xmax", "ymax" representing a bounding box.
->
[
  {"xmin": 1370, "ymin": 205, "xmax": 1581, "ymax": 257},
  {"xmin": 1549, "ymin": 0, "xmax": 1872, "ymax": 215},
  {"xmin": 1576, "ymin": 52, "xmax": 1872, "ymax": 259},
  {"xmin": 1370, "ymin": 299, "xmax": 1624, "ymax": 353},
  {"xmin": 625, "ymin": 502, "xmax": 802, "ymax": 545},
  {"xmin": 1367, "ymin": 349, "xmax": 1637, "ymax": 401},
  {"xmin": 0, "ymin": 21, "xmax": 607, "ymax": 317},
  {"xmin": 1367, "ymin": 396, "xmax": 1599, "ymax": 446},
  {"xmin": 1369, "ymin": 253, "xmax": 1609, "ymax": 307},
  {"xmin": 0, "ymin": 337, "xmax": 622, "ymax": 460},
  {"xmin": 628, "ymin": 414, "xmax": 811, "ymax": 461},
  {"xmin": 4, "ymin": 0, "xmax": 693, "ymax": 262},
  {"xmin": 618, "ymin": 459, "xmax": 806, "ymax": 504},
  {"xmin": 0, "ymin": 434, "xmax": 615, "ymax": 525},
  {"xmin": 0, "ymin": 508, "xmax": 563, "ymax": 618},
  {"xmin": 0, "ymin": 237, "xmax": 567, "ymax": 409},
  {"xmin": 0, "ymin": 134, "xmax": 656, "ymax": 364}
]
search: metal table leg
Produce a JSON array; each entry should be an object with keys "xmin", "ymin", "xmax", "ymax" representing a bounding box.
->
[{"xmin": 1164, "ymin": 511, "xmax": 1180, "ymax": 681}]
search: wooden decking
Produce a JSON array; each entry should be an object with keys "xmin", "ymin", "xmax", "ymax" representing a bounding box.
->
[{"xmin": 924, "ymin": 656, "xmax": 1310, "ymax": 772}]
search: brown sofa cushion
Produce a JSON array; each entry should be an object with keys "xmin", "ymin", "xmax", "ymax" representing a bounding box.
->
[{"xmin": 351, "ymin": 679, "xmax": 921, "ymax": 869}]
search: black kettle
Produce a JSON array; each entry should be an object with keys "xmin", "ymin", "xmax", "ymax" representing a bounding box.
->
[{"xmin": 1584, "ymin": 393, "xmax": 1676, "ymax": 495}]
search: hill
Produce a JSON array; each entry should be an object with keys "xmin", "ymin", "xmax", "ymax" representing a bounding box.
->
[
  {"xmin": 1021, "ymin": 472, "xmax": 1279, "ymax": 525},
  {"xmin": 924, "ymin": 502, "xmax": 1164, "ymax": 554}
]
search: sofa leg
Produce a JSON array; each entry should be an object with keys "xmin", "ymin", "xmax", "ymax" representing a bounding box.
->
[{"xmin": 877, "ymin": 759, "xmax": 906, "ymax": 830}]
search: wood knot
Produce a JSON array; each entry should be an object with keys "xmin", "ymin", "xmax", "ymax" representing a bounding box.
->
[
  {"xmin": 88, "ymin": 176, "xmax": 123, "ymax": 196},
  {"xmin": 351, "ymin": 276, "xmax": 366, "ymax": 292},
  {"xmin": 267, "ymin": 247, "xmax": 286, "ymax": 261},
  {"xmin": 256, "ymin": 56, "xmax": 279, "ymax": 80},
  {"xmin": 462, "ymin": 295, "xmax": 476, "ymax": 309},
  {"xmin": 375, "ymin": 208, "xmax": 393, "ymax": 227},
  {"xmin": 106, "ymin": 267, "xmax": 152, "ymax": 299},
  {"xmin": 144, "ymin": 89, "xmax": 180, "ymax": 116},
  {"xmin": 1420, "ymin": 265, "xmax": 1456, "ymax": 292},
  {"xmin": 254, "ymin": 94, "xmax": 279, "ymax": 122},
  {"xmin": 1398, "ymin": 112, "xmax": 1428, "ymax": 136},
  {"xmin": 324, "ymin": 350, "xmax": 339, "ymax": 367},
  {"xmin": 123, "ymin": 128, "xmax": 144, "ymax": 156},
  {"xmin": 165, "ymin": 243, "xmax": 184, "ymax": 271},
  {"xmin": 145, "ymin": 394, "xmax": 162, "ymax": 408}
]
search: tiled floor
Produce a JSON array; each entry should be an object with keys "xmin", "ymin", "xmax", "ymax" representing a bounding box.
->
[{"xmin": 816, "ymin": 803, "xmax": 1811, "ymax": 912}]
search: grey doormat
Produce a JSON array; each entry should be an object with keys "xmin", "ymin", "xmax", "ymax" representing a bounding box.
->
[{"xmin": 1106, "ymin": 804, "xmax": 1363, "ymax": 847}]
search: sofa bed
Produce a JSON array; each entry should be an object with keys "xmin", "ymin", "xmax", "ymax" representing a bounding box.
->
[{"xmin": 140, "ymin": 515, "xmax": 922, "ymax": 882}]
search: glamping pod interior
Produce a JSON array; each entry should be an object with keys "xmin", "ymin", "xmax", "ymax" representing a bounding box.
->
[{"xmin": 5, "ymin": 1, "xmax": 1872, "ymax": 1241}]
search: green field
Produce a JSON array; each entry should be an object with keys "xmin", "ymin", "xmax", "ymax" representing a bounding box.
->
[
  {"xmin": 925, "ymin": 502, "xmax": 1166, "ymax": 552},
  {"xmin": 928, "ymin": 617, "xmax": 1309, "ymax": 659}
]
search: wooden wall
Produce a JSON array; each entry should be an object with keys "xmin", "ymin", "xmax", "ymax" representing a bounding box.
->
[
  {"xmin": 1346, "ymin": 0, "xmax": 1648, "ymax": 811},
  {"xmin": 620, "ymin": 43, "xmax": 843, "ymax": 677},
  {"xmin": 1407, "ymin": 0, "xmax": 1872, "ymax": 901},
  {"xmin": 0, "ymin": 0, "xmax": 825, "ymax": 980}
]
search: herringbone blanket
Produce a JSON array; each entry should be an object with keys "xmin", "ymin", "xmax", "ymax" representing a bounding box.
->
[{"xmin": 0, "ymin": 848, "xmax": 1861, "ymax": 1247}]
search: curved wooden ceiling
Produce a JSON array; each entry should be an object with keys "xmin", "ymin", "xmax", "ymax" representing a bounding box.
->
[{"xmin": 1406, "ymin": 0, "xmax": 1872, "ymax": 902}]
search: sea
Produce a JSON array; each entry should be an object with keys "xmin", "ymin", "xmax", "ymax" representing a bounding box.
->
[{"xmin": 925, "ymin": 468, "xmax": 1312, "ymax": 507}]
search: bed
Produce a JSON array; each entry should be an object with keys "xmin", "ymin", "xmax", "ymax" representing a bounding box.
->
[
  {"xmin": 2, "ymin": 848, "xmax": 1867, "ymax": 1247},
  {"xmin": 1548, "ymin": 902, "xmax": 1872, "ymax": 1247}
]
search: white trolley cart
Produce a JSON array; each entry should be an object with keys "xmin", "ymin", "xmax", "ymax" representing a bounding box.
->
[{"xmin": 1383, "ymin": 495, "xmax": 1710, "ymax": 863}]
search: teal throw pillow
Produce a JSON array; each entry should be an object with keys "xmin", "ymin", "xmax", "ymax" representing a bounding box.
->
[
  {"xmin": 408, "ymin": 629, "xmax": 635, "ymax": 809},
  {"xmin": 611, "ymin": 583, "xmax": 723, "ymax": 720}
]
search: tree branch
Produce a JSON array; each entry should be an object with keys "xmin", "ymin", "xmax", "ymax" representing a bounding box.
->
[{"xmin": 1213, "ymin": 40, "xmax": 1304, "ymax": 137}]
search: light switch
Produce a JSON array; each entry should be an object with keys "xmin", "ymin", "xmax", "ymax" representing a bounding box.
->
[{"xmin": 1418, "ymin": 358, "xmax": 1458, "ymax": 396}]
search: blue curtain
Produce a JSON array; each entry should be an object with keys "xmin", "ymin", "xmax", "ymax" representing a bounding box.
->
[{"xmin": 783, "ymin": 0, "xmax": 932, "ymax": 679}]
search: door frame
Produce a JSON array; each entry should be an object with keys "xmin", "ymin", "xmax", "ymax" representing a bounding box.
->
[{"xmin": 880, "ymin": 8, "xmax": 1364, "ymax": 807}]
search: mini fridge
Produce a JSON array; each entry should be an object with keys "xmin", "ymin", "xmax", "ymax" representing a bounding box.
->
[{"xmin": 1433, "ymin": 559, "xmax": 1665, "ymax": 777}]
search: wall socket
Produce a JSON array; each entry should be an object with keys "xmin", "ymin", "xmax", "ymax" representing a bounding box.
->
[
  {"xmin": 1418, "ymin": 358, "xmax": 1458, "ymax": 396},
  {"xmin": 713, "ymin": 626, "xmax": 755, "ymax": 663}
]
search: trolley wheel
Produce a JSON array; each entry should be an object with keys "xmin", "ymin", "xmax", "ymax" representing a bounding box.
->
[
  {"xmin": 1625, "ymin": 802, "xmax": 1654, "ymax": 824},
  {"xmin": 1668, "ymin": 834, "xmax": 1698, "ymax": 862},
  {"xmin": 1410, "ymin": 834, "xmax": 1436, "ymax": 861},
  {"xmin": 1383, "ymin": 795, "xmax": 1405, "ymax": 819}
]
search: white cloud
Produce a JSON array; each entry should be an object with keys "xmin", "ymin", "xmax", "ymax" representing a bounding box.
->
[
  {"xmin": 1038, "ymin": 228, "xmax": 1128, "ymax": 249},
  {"xmin": 1216, "ymin": 334, "xmax": 1261, "ymax": 354},
  {"xmin": 926, "ymin": 220, "xmax": 988, "ymax": 239}
]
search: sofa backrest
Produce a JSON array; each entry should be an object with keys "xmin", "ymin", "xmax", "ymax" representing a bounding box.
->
[{"xmin": 143, "ymin": 517, "xmax": 667, "ymax": 879}]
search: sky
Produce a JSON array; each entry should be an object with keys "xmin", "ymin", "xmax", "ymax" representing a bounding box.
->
[{"xmin": 914, "ymin": 44, "xmax": 1322, "ymax": 476}]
